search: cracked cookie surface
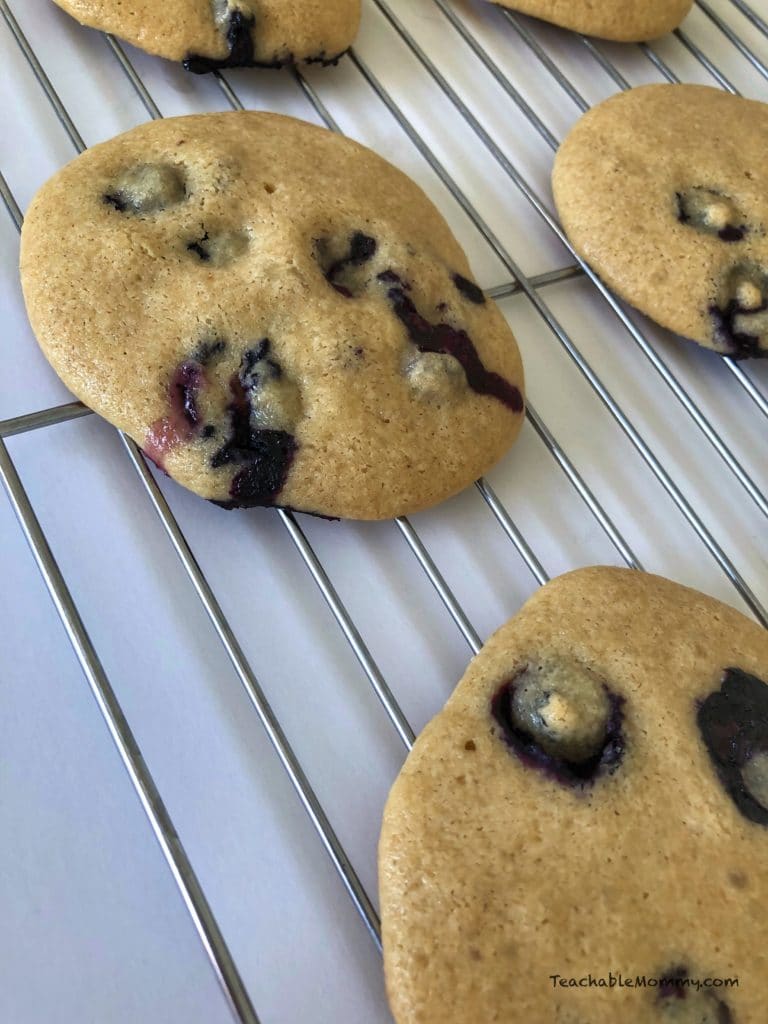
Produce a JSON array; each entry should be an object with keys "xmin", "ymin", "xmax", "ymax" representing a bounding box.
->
[
  {"xmin": 494, "ymin": 0, "xmax": 692, "ymax": 42},
  {"xmin": 380, "ymin": 567, "xmax": 768, "ymax": 1023},
  {"xmin": 50, "ymin": 0, "xmax": 359, "ymax": 71},
  {"xmin": 20, "ymin": 111, "xmax": 525, "ymax": 519},
  {"xmin": 553, "ymin": 85, "xmax": 768, "ymax": 358}
]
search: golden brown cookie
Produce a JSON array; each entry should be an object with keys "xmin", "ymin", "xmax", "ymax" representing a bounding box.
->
[
  {"xmin": 494, "ymin": 0, "xmax": 692, "ymax": 42},
  {"xmin": 51, "ymin": 0, "xmax": 360, "ymax": 71},
  {"xmin": 20, "ymin": 112, "xmax": 525, "ymax": 519},
  {"xmin": 553, "ymin": 85, "xmax": 768, "ymax": 359},
  {"xmin": 380, "ymin": 567, "xmax": 768, "ymax": 1022}
]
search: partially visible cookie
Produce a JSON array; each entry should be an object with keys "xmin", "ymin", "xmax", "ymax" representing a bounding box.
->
[
  {"xmin": 494, "ymin": 0, "xmax": 692, "ymax": 42},
  {"xmin": 553, "ymin": 85, "xmax": 768, "ymax": 358},
  {"xmin": 51, "ymin": 0, "xmax": 360, "ymax": 71},
  {"xmin": 20, "ymin": 111, "xmax": 525, "ymax": 520},
  {"xmin": 380, "ymin": 567, "xmax": 768, "ymax": 1023}
]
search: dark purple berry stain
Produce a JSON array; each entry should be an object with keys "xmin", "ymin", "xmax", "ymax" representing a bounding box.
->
[
  {"xmin": 452, "ymin": 273, "xmax": 486, "ymax": 305},
  {"xmin": 717, "ymin": 225, "xmax": 747, "ymax": 243},
  {"xmin": 657, "ymin": 965, "xmax": 732, "ymax": 1022},
  {"xmin": 324, "ymin": 232, "xmax": 377, "ymax": 297},
  {"xmin": 710, "ymin": 300, "xmax": 767, "ymax": 359},
  {"xmin": 103, "ymin": 164, "xmax": 187, "ymax": 215},
  {"xmin": 103, "ymin": 192, "xmax": 129, "ymax": 213},
  {"xmin": 184, "ymin": 9, "xmax": 256, "ymax": 73},
  {"xmin": 490, "ymin": 671, "xmax": 625, "ymax": 788},
  {"xmin": 188, "ymin": 232, "xmax": 211, "ymax": 261},
  {"xmin": 194, "ymin": 339, "xmax": 227, "ymax": 364},
  {"xmin": 144, "ymin": 359, "xmax": 208, "ymax": 468},
  {"xmin": 380, "ymin": 272, "xmax": 523, "ymax": 413},
  {"xmin": 676, "ymin": 189, "xmax": 747, "ymax": 243},
  {"xmin": 710, "ymin": 265, "xmax": 768, "ymax": 360},
  {"xmin": 209, "ymin": 344, "xmax": 297, "ymax": 506},
  {"xmin": 697, "ymin": 667, "xmax": 768, "ymax": 826},
  {"xmin": 183, "ymin": 7, "xmax": 347, "ymax": 73}
]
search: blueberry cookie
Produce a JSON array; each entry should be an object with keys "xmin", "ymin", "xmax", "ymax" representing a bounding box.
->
[
  {"xmin": 51, "ymin": 0, "xmax": 360, "ymax": 72},
  {"xmin": 20, "ymin": 112, "xmax": 525, "ymax": 519},
  {"xmin": 380, "ymin": 567, "xmax": 768, "ymax": 1023},
  {"xmin": 494, "ymin": 0, "xmax": 692, "ymax": 42},
  {"xmin": 553, "ymin": 85, "xmax": 768, "ymax": 358}
]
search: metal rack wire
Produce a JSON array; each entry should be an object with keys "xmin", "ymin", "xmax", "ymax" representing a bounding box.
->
[{"xmin": 1, "ymin": 1, "xmax": 766, "ymax": 1021}]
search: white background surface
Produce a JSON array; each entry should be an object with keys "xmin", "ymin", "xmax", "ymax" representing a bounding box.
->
[{"xmin": 1, "ymin": 0, "xmax": 767, "ymax": 1021}]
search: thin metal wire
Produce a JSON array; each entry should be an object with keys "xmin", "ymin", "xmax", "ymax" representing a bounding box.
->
[
  {"xmin": 475, "ymin": 479, "xmax": 549, "ymax": 585},
  {"xmin": 105, "ymin": 33, "xmax": 163, "ymax": 117},
  {"xmin": 696, "ymin": 0, "xmax": 768, "ymax": 81},
  {"xmin": 0, "ymin": 401, "xmax": 91, "ymax": 438},
  {"xmin": 0, "ymin": 0, "xmax": 85, "ymax": 151},
  {"xmin": 578, "ymin": 35, "xmax": 631, "ymax": 89},
  {"xmin": 639, "ymin": 41, "xmax": 680, "ymax": 82},
  {"xmin": 675, "ymin": 27, "xmax": 739, "ymax": 90},
  {"xmin": 343, "ymin": 35, "xmax": 767, "ymax": 624},
  {"xmin": 394, "ymin": 517, "xmax": 483, "ymax": 654},
  {"xmin": 408, "ymin": 0, "xmax": 768, "ymax": 525},
  {"xmin": 278, "ymin": 509, "xmax": 415, "ymax": 748},
  {"xmin": 0, "ymin": 438, "xmax": 261, "ymax": 1024},
  {"xmin": 0, "ymin": 167, "xmax": 23, "ymax": 228},
  {"xmin": 728, "ymin": 0, "xmax": 768, "ymax": 37}
]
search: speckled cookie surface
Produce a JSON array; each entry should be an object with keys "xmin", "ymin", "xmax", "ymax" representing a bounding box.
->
[
  {"xmin": 494, "ymin": 0, "xmax": 691, "ymax": 42},
  {"xmin": 380, "ymin": 567, "xmax": 768, "ymax": 1023},
  {"xmin": 51, "ymin": 0, "xmax": 359, "ymax": 71},
  {"xmin": 20, "ymin": 112, "xmax": 525, "ymax": 519},
  {"xmin": 553, "ymin": 85, "xmax": 768, "ymax": 358}
]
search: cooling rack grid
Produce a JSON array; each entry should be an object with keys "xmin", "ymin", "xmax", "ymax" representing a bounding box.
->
[{"xmin": 1, "ymin": 0, "xmax": 767, "ymax": 1021}]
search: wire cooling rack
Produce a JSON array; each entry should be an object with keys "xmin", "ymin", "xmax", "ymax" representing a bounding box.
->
[{"xmin": 1, "ymin": 1, "xmax": 767, "ymax": 1021}]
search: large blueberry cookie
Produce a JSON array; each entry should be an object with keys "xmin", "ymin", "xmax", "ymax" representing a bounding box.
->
[
  {"xmin": 380, "ymin": 567, "xmax": 768, "ymax": 1022},
  {"xmin": 20, "ymin": 112, "xmax": 525, "ymax": 519},
  {"xmin": 553, "ymin": 85, "xmax": 768, "ymax": 358},
  {"xmin": 50, "ymin": 0, "xmax": 359, "ymax": 72},
  {"xmin": 494, "ymin": 0, "xmax": 691, "ymax": 42}
]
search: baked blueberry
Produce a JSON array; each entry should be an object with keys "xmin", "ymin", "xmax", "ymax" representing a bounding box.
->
[
  {"xmin": 491, "ymin": 657, "xmax": 625, "ymax": 786},
  {"xmin": 452, "ymin": 272, "xmax": 486, "ymax": 305},
  {"xmin": 657, "ymin": 965, "xmax": 732, "ymax": 1022},
  {"xmin": 710, "ymin": 262, "xmax": 768, "ymax": 360},
  {"xmin": 187, "ymin": 229, "xmax": 249, "ymax": 265},
  {"xmin": 676, "ymin": 188, "xmax": 747, "ymax": 243},
  {"xmin": 104, "ymin": 163, "xmax": 186, "ymax": 215},
  {"xmin": 381, "ymin": 272, "xmax": 523, "ymax": 413},
  {"xmin": 697, "ymin": 667, "xmax": 768, "ymax": 826},
  {"xmin": 318, "ymin": 231, "xmax": 377, "ymax": 297}
]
